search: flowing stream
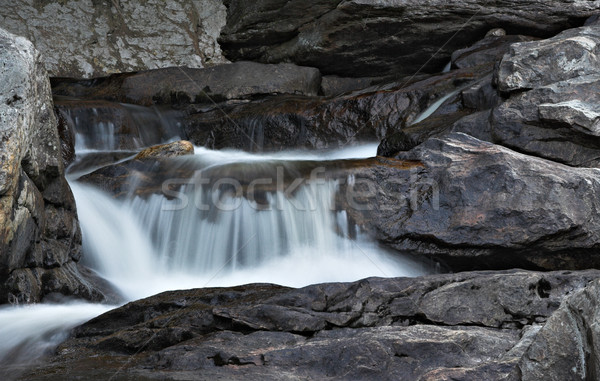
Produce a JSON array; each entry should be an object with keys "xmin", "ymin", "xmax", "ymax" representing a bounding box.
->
[{"xmin": 0, "ymin": 99, "xmax": 440, "ymax": 374}]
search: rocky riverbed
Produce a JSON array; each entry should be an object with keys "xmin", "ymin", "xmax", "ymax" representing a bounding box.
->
[{"xmin": 3, "ymin": 1, "xmax": 600, "ymax": 380}]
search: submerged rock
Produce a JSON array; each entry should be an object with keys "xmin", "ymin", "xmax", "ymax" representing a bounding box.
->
[
  {"xmin": 0, "ymin": 28, "xmax": 110, "ymax": 304},
  {"xmin": 219, "ymin": 0, "xmax": 598, "ymax": 78},
  {"xmin": 135, "ymin": 141, "xmax": 195, "ymax": 160},
  {"xmin": 18, "ymin": 269, "xmax": 600, "ymax": 380}
]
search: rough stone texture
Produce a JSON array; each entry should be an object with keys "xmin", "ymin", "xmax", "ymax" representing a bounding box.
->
[
  {"xmin": 320, "ymin": 75, "xmax": 380, "ymax": 97},
  {"xmin": 347, "ymin": 133, "xmax": 600, "ymax": 271},
  {"xmin": 496, "ymin": 26, "xmax": 600, "ymax": 93},
  {"xmin": 491, "ymin": 74, "xmax": 600, "ymax": 167},
  {"xmin": 52, "ymin": 62, "xmax": 322, "ymax": 106},
  {"xmin": 135, "ymin": 141, "xmax": 194, "ymax": 160},
  {"xmin": 219, "ymin": 0, "xmax": 599, "ymax": 78},
  {"xmin": 451, "ymin": 32, "xmax": 536, "ymax": 70},
  {"xmin": 0, "ymin": 0, "xmax": 228, "ymax": 78},
  {"xmin": 520, "ymin": 278, "xmax": 600, "ymax": 381},
  {"xmin": 0, "ymin": 28, "xmax": 108, "ymax": 304},
  {"xmin": 18, "ymin": 269, "xmax": 600, "ymax": 380},
  {"xmin": 183, "ymin": 66, "xmax": 485, "ymax": 151}
]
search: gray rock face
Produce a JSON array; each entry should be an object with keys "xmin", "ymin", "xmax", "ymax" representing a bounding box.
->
[
  {"xmin": 492, "ymin": 74, "xmax": 600, "ymax": 167},
  {"xmin": 17, "ymin": 269, "xmax": 600, "ymax": 380},
  {"xmin": 496, "ymin": 26, "xmax": 600, "ymax": 92},
  {"xmin": 52, "ymin": 62, "xmax": 322, "ymax": 106},
  {"xmin": 0, "ymin": 0, "xmax": 227, "ymax": 78},
  {"xmin": 0, "ymin": 28, "xmax": 109, "ymax": 304},
  {"xmin": 520, "ymin": 278, "xmax": 600, "ymax": 381},
  {"xmin": 219, "ymin": 0, "xmax": 599, "ymax": 77},
  {"xmin": 346, "ymin": 133, "xmax": 600, "ymax": 270}
]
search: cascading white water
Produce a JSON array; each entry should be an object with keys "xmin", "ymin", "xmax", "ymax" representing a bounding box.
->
[
  {"xmin": 72, "ymin": 145, "xmax": 431, "ymax": 301},
  {"xmin": 0, "ymin": 102, "xmax": 437, "ymax": 372},
  {"xmin": 0, "ymin": 302, "xmax": 114, "ymax": 377}
]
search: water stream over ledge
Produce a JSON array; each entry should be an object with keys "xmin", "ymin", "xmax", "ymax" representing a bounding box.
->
[{"xmin": 0, "ymin": 99, "xmax": 439, "ymax": 374}]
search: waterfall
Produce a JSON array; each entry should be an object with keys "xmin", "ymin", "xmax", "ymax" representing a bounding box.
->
[
  {"xmin": 55, "ymin": 97, "xmax": 183, "ymax": 152},
  {"xmin": 71, "ymin": 146, "xmax": 431, "ymax": 301},
  {"xmin": 0, "ymin": 99, "xmax": 435, "ymax": 371}
]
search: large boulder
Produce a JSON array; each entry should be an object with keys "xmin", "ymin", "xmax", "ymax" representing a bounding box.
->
[
  {"xmin": 219, "ymin": 0, "xmax": 599, "ymax": 78},
  {"xmin": 496, "ymin": 26, "xmax": 600, "ymax": 92},
  {"xmin": 0, "ymin": 0, "xmax": 228, "ymax": 78},
  {"xmin": 492, "ymin": 25, "xmax": 600, "ymax": 167},
  {"xmin": 17, "ymin": 269, "xmax": 600, "ymax": 380},
  {"xmin": 344, "ymin": 133, "xmax": 600, "ymax": 271},
  {"xmin": 0, "ymin": 28, "xmax": 111, "ymax": 304}
]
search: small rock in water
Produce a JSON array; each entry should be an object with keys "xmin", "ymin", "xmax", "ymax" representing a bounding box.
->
[{"xmin": 135, "ymin": 141, "xmax": 194, "ymax": 160}]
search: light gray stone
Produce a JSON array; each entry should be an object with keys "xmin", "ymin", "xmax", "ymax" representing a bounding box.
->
[{"xmin": 0, "ymin": 0, "xmax": 228, "ymax": 78}]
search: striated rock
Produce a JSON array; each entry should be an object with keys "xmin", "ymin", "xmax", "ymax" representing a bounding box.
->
[
  {"xmin": 52, "ymin": 62, "xmax": 322, "ymax": 106},
  {"xmin": 135, "ymin": 141, "xmax": 195, "ymax": 160},
  {"xmin": 520, "ymin": 278, "xmax": 600, "ymax": 381},
  {"xmin": 219, "ymin": 0, "xmax": 598, "ymax": 78},
  {"xmin": 348, "ymin": 133, "xmax": 600, "ymax": 271},
  {"xmin": 496, "ymin": 26, "xmax": 600, "ymax": 93},
  {"xmin": 0, "ymin": 28, "xmax": 109, "ymax": 304},
  {"xmin": 18, "ymin": 269, "xmax": 600, "ymax": 380},
  {"xmin": 0, "ymin": 0, "xmax": 227, "ymax": 78}
]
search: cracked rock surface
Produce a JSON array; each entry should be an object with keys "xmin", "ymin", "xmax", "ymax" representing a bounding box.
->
[
  {"xmin": 19, "ymin": 270, "xmax": 600, "ymax": 380},
  {"xmin": 0, "ymin": 0, "xmax": 228, "ymax": 78}
]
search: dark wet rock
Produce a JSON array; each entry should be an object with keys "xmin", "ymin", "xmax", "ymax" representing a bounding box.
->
[
  {"xmin": 496, "ymin": 26, "xmax": 600, "ymax": 93},
  {"xmin": 320, "ymin": 75, "xmax": 381, "ymax": 97},
  {"xmin": 0, "ymin": 28, "xmax": 109, "ymax": 304},
  {"xmin": 349, "ymin": 133, "xmax": 600, "ymax": 271},
  {"xmin": 451, "ymin": 32, "xmax": 536, "ymax": 70},
  {"xmin": 52, "ymin": 62, "xmax": 322, "ymax": 107},
  {"xmin": 19, "ymin": 269, "xmax": 600, "ymax": 380},
  {"xmin": 520, "ymin": 278, "xmax": 600, "ymax": 381},
  {"xmin": 53, "ymin": 97, "xmax": 184, "ymax": 152},
  {"xmin": 184, "ymin": 67, "xmax": 485, "ymax": 152},
  {"xmin": 491, "ymin": 74, "xmax": 600, "ymax": 167},
  {"xmin": 219, "ymin": 0, "xmax": 598, "ymax": 78},
  {"xmin": 134, "ymin": 141, "xmax": 194, "ymax": 160},
  {"xmin": 376, "ymin": 29, "xmax": 516, "ymax": 157},
  {"xmin": 449, "ymin": 110, "xmax": 494, "ymax": 142}
]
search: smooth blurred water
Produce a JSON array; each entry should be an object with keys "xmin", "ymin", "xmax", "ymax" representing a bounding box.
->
[
  {"xmin": 0, "ymin": 302, "xmax": 114, "ymax": 378},
  {"xmin": 0, "ymin": 110, "xmax": 431, "ymax": 374}
]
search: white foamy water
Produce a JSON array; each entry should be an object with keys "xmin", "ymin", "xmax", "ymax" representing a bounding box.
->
[
  {"xmin": 72, "ymin": 175, "xmax": 429, "ymax": 300},
  {"xmin": 0, "ymin": 302, "xmax": 114, "ymax": 376},
  {"xmin": 0, "ymin": 129, "xmax": 421, "ymax": 373}
]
